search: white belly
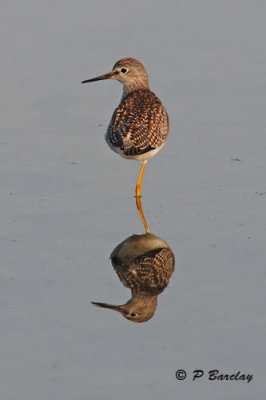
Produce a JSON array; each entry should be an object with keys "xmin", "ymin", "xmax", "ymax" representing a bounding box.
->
[{"xmin": 108, "ymin": 142, "xmax": 166, "ymax": 161}]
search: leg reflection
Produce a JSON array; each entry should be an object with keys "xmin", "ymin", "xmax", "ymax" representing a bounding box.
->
[{"xmin": 136, "ymin": 194, "xmax": 150, "ymax": 233}]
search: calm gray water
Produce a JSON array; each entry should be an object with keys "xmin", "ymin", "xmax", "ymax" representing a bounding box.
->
[{"xmin": 1, "ymin": 1, "xmax": 265, "ymax": 399}]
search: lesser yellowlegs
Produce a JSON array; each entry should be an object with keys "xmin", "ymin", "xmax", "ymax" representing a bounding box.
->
[
  {"xmin": 91, "ymin": 233, "xmax": 175, "ymax": 322},
  {"xmin": 82, "ymin": 58, "xmax": 169, "ymax": 198}
]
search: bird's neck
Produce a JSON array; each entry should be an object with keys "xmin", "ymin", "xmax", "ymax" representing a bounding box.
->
[
  {"xmin": 131, "ymin": 293, "xmax": 157, "ymax": 305},
  {"xmin": 122, "ymin": 78, "xmax": 150, "ymax": 99}
]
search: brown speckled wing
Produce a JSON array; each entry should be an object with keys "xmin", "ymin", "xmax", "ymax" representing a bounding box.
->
[
  {"xmin": 106, "ymin": 90, "xmax": 169, "ymax": 156},
  {"xmin": 114, "ymin": 247, "xmax": 175, "ymax": 296}
]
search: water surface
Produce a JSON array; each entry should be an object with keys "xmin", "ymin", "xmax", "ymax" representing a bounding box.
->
[{"xmin": 1, "ymin": 1, "xmax": 265, "ymax": 399}]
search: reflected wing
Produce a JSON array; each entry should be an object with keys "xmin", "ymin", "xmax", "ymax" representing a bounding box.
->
[{"xmin": 113, "ymin": 247, "xmax": 175, "ymax": 295}]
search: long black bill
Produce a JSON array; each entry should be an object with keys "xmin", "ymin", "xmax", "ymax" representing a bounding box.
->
[
  {"xmin": 91, "ymin": 301, "xmax": 121, "ymax": 311},
  {"xmin": 81, "ymin": 71, "xmax": 116, "ymax": 84}
]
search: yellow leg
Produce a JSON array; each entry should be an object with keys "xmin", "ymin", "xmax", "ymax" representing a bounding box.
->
[
  {"xmin": 135, "ymin": 160, "xmax": 147, "ymax": 198},
  {"xmin": 136, "ymin": 194, "xmax": 150, "ymax": 233}
]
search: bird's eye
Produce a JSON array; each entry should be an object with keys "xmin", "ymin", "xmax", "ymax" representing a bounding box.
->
[
  {"xmin": 130, "ymin": 313, "xmax": 137, "ymax": 317},
  {"xmin": 121, "ymin": 68, "xmax": 128, "ymax": 73}
]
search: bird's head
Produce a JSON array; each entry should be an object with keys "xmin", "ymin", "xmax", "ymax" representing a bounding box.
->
[
  {"xmin": 91, "ymin": 295, "xmax": 157, "ymax": 323},
  {"xmin": 82, "ymin": 58, "xmax": 149, "ymax": 96}
]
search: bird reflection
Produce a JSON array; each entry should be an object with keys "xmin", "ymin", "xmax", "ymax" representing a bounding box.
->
[{"xmin": 91, "ymin": 198, "xmax": 175, "ymax": 322}]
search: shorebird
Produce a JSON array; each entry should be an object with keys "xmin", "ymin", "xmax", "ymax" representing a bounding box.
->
[
  {"xmin": 91, "ymin": 233, "xmax": 175, "ymax": 322},
  {"xmin": 82, "ymin": 58, "xmax": 169, "ymax": 198}
]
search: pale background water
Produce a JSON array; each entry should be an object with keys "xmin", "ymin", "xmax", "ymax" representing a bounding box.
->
[{"xmin": 1, "ymin": 1, "xmax": 265, "ymax": 399}]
